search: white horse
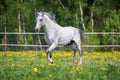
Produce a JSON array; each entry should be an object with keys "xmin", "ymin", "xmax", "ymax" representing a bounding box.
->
[{"xmin": 35, "ymin": 11, "xmax": 87, "ymax": 64}]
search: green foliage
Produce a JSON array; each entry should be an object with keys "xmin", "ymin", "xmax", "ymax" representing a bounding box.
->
[
  {"xmin": 105, "ymin": 10, "xmax": 120, "ymax": 32},
  {"xmin": 0, "ymin": 0, "xmax": 120, "ymax": 51},
  {"xmin": 102, "ymin": 10, "xmax": 120, "ymax": 49}
]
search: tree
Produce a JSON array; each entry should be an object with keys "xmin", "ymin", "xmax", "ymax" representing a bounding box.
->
[{"xmin": 0, "ymin": 0, "xmax": 120, "ymax": 51}]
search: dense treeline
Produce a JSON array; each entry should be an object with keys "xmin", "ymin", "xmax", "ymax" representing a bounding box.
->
[{"xmin": 0, "ymin": 0, "xmax": 120, "ymax": 51}]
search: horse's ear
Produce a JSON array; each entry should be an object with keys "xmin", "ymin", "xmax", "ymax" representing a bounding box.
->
[{"xmin": 36, "ymin": 12, "xmax": 39, "ymax": 16}]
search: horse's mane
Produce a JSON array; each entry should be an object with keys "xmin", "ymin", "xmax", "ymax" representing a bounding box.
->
[{"xmin": 40, "ymin": 11, "xmax": 57, "ymax": 23}]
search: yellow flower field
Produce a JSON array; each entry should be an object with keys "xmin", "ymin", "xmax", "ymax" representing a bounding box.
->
[{"xmin": 0, "ymin": 51, "xmax": 120, "ymax": 80}]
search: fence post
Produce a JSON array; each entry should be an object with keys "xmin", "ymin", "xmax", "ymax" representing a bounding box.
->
[
  {"xmin": 37, "ymin": 35, "xmax": 42, "ymax": 50},
  {"xmin": 4, "ymin": 27, "xmax": 7, "ymax": 57},
  {"xmin": 112, "ymin": 29, "xmax": 114, "ymax": 56}
]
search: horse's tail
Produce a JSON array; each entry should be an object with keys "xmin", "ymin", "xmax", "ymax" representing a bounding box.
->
[{"xmin": 79, "ymin": 29, "xmax": 88, "ymax": 45}]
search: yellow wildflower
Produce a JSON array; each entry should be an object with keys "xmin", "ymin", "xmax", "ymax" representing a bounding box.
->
[
  {"xmin": 113, "ymin": 56, "xmax": 117, "ymax": 61},
  {"xmin": 49, "ymin": 63, "xmax": 56, "ymax": 66},
  {"xmin": 101, "ymin": 67, "xmax": 106, "ymax": 71},
  {"xmin": 77, "ymin": 78, "xmax": 80, "ymax": 80},
  {"xmin": 42, "ymin": 53, "xmax": 46, "ymax": 57},
  {"xmin": 21, "ymin": 52, "xmax": 26, "ymax": 57},
  {"xmin": 0, "ymin": 53, "xmax": 3, "ymax": 57},
  {"xmin": 48, "ymin": 74, "xmax": 52, "ymax": 77},
  {"xmin": 40, "ymin": 64, "xmax": 45, "ymax": 67},
  {"xmin": 30, "ymin": 53, "xmax": 38, "ymax": 57},
  {"xmin": 63, "ymin": 52, "xmax": 72, "ymax": 57},
  {"xmin": 71, "ymin": 66, "xmax": 78, "ymax": 70},
  {"xmin": 80, "ymin": 67, "xmax": 83, "ymax": 70},
  {"xmin": 12, "ymin": 63, "xmax": 15, "ymax": 67},
  {"xmin": 83, "ymin": 52, "xmax": 88, "ymax": 55},
  {"xmin": 33, "ymin": 67, "xmax": 38, "ymax": 72},
  {"xmin": 70, "ymin": 71, "xmax": 72, "ymax": 74},
  {"xmin": 7, "ymin": 53, "xmax": 13, "ymax": 57}
]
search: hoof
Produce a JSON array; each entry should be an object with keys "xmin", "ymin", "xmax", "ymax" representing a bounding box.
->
[
  {"xmin": 78, "ymin": 62, "xmax": 82, "ymax": 65},
  {"xmin": 49, "ymin": 61, "xmax": 54, "ymax": 64},
  {"xmin": 51, "ymin": 62, "xmax": 54, "ymax": 64},
  {"xmin": 74, "ymin": 60, "xmax": 78, "ymax": 64}
]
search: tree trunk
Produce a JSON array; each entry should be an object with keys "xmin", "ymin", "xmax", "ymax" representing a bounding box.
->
[
  {"xmin": 18, "ymin": 11, "xmax": 21, "ymax": 33},
  {"xmin": 17, "ymin": 0, "xmax": 24, "ymax": 44},
  {"xmin": 22, "ymin": 15, "xmax": 27, "ymax": 49},
  {"xmin": 90, "ymin": 1, "xmax": 95, "ymax": 32},
  {"xmin": 58, "ymin": 0, "xmax": 65, "ymax": 9},
  {"xmin": 79, "ymin": 1, "xmax": 86, "ymax": 32},
  {"xmin": 75, "ymin": 13, "xmax": 79, "ymax": 28}
]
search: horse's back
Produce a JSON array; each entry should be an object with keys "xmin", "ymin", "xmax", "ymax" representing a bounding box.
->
[
  {"xmin": 58, "ymin": 26, "xmax": 80, "ymax": 45},
  {"xmin": 63, "ymin": 26, "xmax": 80, "ymax": 36}
]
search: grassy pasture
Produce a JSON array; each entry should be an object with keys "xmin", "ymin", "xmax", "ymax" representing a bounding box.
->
[{"xmin": 0, "ymin": 51, "xmax": 120, "ymax": 80}]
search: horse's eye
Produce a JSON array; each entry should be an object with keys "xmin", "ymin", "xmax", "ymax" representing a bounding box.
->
[{"xmin": 40, "ymin": 19, "xmax": 42, "ymax": 21}]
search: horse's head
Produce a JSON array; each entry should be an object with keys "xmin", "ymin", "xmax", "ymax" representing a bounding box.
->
[
  {"xmin": 35, "ymin": 12, "xmax": 45, "ymax": 31},
  {"xmin": 35, "ymin": 11, "xmax": 56, "ymax": 31}
]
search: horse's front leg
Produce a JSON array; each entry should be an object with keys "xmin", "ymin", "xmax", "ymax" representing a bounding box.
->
[
  {"xmin": 47, "ymin": 51, "xmax": 53, "ymax": 64},
  {"xmin": 46, "ymin": 43, "xmax": 58, "ymax": 64}
]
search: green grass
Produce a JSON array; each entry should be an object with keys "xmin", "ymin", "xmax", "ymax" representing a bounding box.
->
[{"xmin": 0, "ymin": 51, "xmax": 120, "ymax": 80}]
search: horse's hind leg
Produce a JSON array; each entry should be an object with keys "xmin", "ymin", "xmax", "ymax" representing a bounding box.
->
[
  {"xmin": 77, "ymin": 44, "xmax": 82, "ymax": 65},
  {"xmin": 73, "ymin": 49, "xmax": 78, "ymax": 64},
  {"xmin": 70, "ymin": 45, "xmax": 78, "ymax": 64},
  {"xmin": 74, "ymin": 40, "xmax": 82, "ymax": 65}
]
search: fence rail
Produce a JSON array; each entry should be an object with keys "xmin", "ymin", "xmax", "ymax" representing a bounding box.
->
[
  {"xmin": 0, "ymin": 32, "xmax": 120, "ymax": 34},
  {"xmin": 0, "ymin": 44, "xmax": 120, "ymax": 48},
  {"xmin": 0, "ymin": 32, "xmax": 120, "ymax": 48}
]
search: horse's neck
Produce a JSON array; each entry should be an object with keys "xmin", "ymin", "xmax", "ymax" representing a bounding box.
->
[{"xmin": 44, "ymin": 16, "xmax": 63, "ymax": 35}]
